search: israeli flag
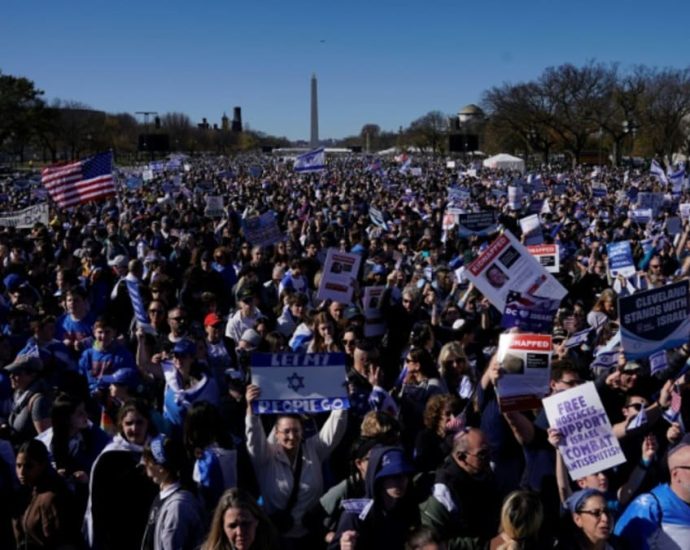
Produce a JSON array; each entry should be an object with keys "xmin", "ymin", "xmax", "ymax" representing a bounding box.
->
[
  {"xmin": 124, "ymin": 274, "xmax": 154, "ymax": 334},
  {"xmin": 650, "ymin": 159, "xmax": 669, "ymax": 185},
  {"xmin": 294, "ymin": 148, "xmax": 326, "ymax": 173}
]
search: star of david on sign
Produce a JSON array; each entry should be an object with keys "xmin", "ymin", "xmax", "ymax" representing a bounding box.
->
[{"xmin": 287, "ymin": 372, "xmax": 305, "ymax": 392}]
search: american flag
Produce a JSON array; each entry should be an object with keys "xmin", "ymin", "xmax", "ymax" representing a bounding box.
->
[{"xmin": 41, "ymin": 152, "xmax": 115, "ymax": 208}]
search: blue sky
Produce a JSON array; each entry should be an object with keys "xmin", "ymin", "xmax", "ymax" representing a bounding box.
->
[{"xmin": 2, "ymin": 1, "xmax": 689, "ymax": 141}]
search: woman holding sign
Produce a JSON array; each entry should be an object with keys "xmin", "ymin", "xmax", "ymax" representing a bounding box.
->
[{"xmin": 244, "ymin": 382, "xmax": 347, "ymax": 548}]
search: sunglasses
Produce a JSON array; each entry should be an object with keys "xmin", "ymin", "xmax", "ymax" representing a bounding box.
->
[
  {"xmin": 169, "ymin": 317, "xmax": 185, "ymax": 322},
  {"xmin": 342, "ymin": 338, "xmax": 356, "ymax": 346}
]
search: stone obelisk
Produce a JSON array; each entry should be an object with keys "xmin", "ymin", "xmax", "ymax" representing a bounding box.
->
[{"xmin": 310, "ymin": 73, "xmax": 319, "ymax": 148}]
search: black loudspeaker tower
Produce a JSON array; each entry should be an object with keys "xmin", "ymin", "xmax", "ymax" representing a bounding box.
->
[
  {"xmin": 138, "ymin": 134, "xmax": 170, "ymax": 152},
  {"xmin": 232, "ymin": 107, "xmax": 243, "ymax": 132},
  {"xmin": 448, "ymin": 134, "xmax": 479, "ymax": 153},
  {"xmin": 261, "ymin": 146, "xmax": 274, "ymax": 153}
]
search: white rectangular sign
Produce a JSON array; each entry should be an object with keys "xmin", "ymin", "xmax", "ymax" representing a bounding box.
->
[
  {"xmin": 316, "ymin": 248, "xmax": 362, "ymax": 304},
  {"xmin": 543, "ymin": 382, "xmax": 625, "ymax": 479},
  {"xmin": 465, "ymin": 230, "xmax": 567, "ymax": 312}
]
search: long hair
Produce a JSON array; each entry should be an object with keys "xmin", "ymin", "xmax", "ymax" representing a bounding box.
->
[
  {"xmin": 117, "ymin": 399, "xmax": 157, "ymax": 441},
  {"xmin": 201, "ymin": 488, "xmax": 279, "ymax": 550},
  {"xmin": 498, "ymin": 490, "xmax": 544, "ymax": 550},
  {"xmin": 308, "ymin": 311, "xmax": 338, "ymax": 353},
  {"xmin": 50, "ymin": 393, "xmax": 88, "ymax": 473}
]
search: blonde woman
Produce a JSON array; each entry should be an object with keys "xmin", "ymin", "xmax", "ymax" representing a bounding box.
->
[{"xmin": 490, "ymin": 490, "xmax": 545, "ymax": 550}]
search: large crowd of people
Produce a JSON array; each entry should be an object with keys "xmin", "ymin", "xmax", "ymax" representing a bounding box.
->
[{"xmin": 0, "ymin": 152, "xmax": 689, "ymax": 550}]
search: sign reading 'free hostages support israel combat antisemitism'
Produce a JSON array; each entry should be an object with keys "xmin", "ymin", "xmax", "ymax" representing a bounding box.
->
[{"xmin": 250, "ymin": 353, "xmax": 350, "ymax": 414}]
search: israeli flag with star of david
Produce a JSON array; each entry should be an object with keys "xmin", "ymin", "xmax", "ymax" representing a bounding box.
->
[
  {"xmin": 294, "ymin": 148, "xmax": 326, "ymax": 173},
  {"xmin": 250, "ymin": 352, "xmax": 349, "ymax": 414}
]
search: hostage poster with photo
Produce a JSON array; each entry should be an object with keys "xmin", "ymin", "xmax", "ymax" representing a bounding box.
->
[
  {"xmin": 316, "ymin": 248, "xmax": 362, "ymax": 304},
  {"xmin": 527, "ymin": 244, "xmax": 560, "ymax": 274},
  {"xmin": 543, "ymin": 382, "xmax": 625, "ymax": 479},
  {"xmin": 363, "ymin": 285, "xmax": 386, "ymax": 338},
  {"xmin": 465, "ymin": 230, "xmax": 567, "ymax": 313},
  {"xmin": 618, "ymin": 280, "xmax": 690, "ymax": 360},
  {"xmin": 496, "ymin": 333, "xmax": 552, "ymax": 412}
]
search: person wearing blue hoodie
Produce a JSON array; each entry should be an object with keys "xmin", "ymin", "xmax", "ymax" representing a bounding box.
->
[
  {"xmin": 329, "ymin": 446, "xmax": 420, "ymax": 550},
  {"xmin": 78, "ymin": 316, "xmax": 136, "ymax": 394}
]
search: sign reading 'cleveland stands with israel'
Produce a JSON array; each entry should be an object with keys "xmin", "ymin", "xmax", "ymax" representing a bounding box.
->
[
  {"xmin": 250, "ymin": 352, "xmax": 349, "ymax": 414},
  {"xmin": 618, "ymin": 280, "xmax": 690, "ymax": 360}
]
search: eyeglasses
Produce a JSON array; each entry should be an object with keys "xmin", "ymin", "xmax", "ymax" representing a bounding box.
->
[
  {"xmin": 578, "ymin": 508, "xmax": 613, "ymax": 519},
  {"xmin": 468, "ymin": 449, "xmax": 490, "ymax": 460},
  {"xmin": 626, "ymin": 402, "xmax": 644, "ymax": 411},
  {"xmin": 342, "ymin": 339, "xmax": 356, "ymax": 346}
]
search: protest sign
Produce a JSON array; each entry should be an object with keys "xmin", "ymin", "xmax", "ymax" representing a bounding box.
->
[
  {"xmin": 410, "ymin": 167, "xmax": 422, "ymax": 176},
  {"xmin": 456, "ymin": 211, "xmax": 499, "ymax": 237},
  {"xmin": 142, "ymin": 169, "xmax": 154, "ymax": 182},
  {"xmin": 630, "ymin": 208, "xmax": 652, "ymax": 224},
  {"xmin": 0, "ymin": 203, "xmax": 49, "ymax": 228},
  {"xmin": 446, "ymin": 161, "xmax": 456, "ymax": 169},
  {"xmin": 618, "ymin": 280, "xmax": 690, "ymax": 360},
  {"xmin": 543, "ymin": 382, "xmax": 625, "ymax": 479},
  {"xmin": 363, "ymin": 285, "xmax": 386, "ymax": 338},
  {"xmin": 465, "ymin": 230, "xmax": 567, "ymax": 313},
  {"xmin": 650, "ymin": 350, "xmax": 668, "ymax": 374},
  {"xmin": 508, "ymin": 186, "xmax": 522, "ymax": 210},
  {"xmin": 242, "ymin": 211, "xmax": 283, "ymax": 247},
  {"xmin": 666, "ymin": 217, "xmax": 682, "ymax": 236},
  {"xmin": 606, "ymin": 241, "xmax": 635, "ymax": 278},
  {"xmin": 442, "ymin": 208, "xmax": 463, "ymax": 231},
  {"xmin": 679, "ymin": 203, "xmax": 690, "ymax": 220},
  {"xmin": 369, "ymin": 206, "xmax": 389, "ymax": 230},
  {"xmin": 591, "ymin": 182, "xmax": 607, "ymax": 198},
  {"xmin": 519, "ymin": 214, "xmax": 544, "ymax": 245},
  {"xmin": 448, "ymin": 186, "xmax": 470, "ymax": 204},
  {"xmin": 637, "ymin": 192, "xmax": 664, "ymax": 216},
  {"xmin": 527, "ymin": 244, "xmax": 560, "ymax": 273},
  {"xmin": 250, "ymin": 352, "xmax": 349, "ymax": 414},
  {"xmin": 316, "ymin": 248, "xmax": 362, "ymax": 304},
  {"xmin": 204, "ymin": 196, "xmax": 224, "ymax": 218},
  {"xmin": 501, "ymin": 291, "xmax": 560, "ymax": 333},
  {"xmin": 496, "ymin": 333, "xmax": 552, "ymax": 412}
]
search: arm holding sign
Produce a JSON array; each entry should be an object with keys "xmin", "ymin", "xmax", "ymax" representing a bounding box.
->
[{"xmin": 244, "ymin": 384, "xmax": 272, "ymax": 466}]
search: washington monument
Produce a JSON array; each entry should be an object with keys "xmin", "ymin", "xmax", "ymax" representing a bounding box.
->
[{"xmin": 310, "ymin": 73, "xmax": 319, "ymax": 148}]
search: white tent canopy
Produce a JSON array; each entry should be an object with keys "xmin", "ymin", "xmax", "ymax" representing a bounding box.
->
[{"xmin": 482, "ymin": 153, "xmax": 525, "ymax": 173}]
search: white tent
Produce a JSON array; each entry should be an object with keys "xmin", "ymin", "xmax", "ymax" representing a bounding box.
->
[{"xmin": 482, "ymin": 153, "xmax": 525, "ymax": 173}]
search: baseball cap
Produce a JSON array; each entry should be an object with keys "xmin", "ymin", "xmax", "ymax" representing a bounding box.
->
[
  {"xmin": 3, "ymin": 273, "xmax": 25, "ymax": 293},
  {"xmin": 375, "ymin": 448, "xmax": 414, "ymax": 481},
  {"xmin": 621, "ymin": 361, "xmax": 642, "ymax": 373},
  {"xmin": 172, "ymin": 339, "xmax": 196, "ymax": 357},
  {"xmin": 100, "ymin": 368, "xmax": 141, "ymax": 390},
  {"xmin": 344, "ymin": 306, "xmax": 364, "ymax": 321},
  {"xmin": 237, "ymin": 287, "xmax": 255, "ymax": 302},
  {"xmin": 107, "ymin": 255, "xmax": 129, "ymax": 268},
  {"xmin": 4, "ymin": 355, "xmax": 42, "ymax": 374},
  {"xmin": 240, "ymin": 329, "xmax": 261, "ymax": 349},
  {"xmin": 204, "ymin": 313, "xmax": 223, "ymax": 327}
]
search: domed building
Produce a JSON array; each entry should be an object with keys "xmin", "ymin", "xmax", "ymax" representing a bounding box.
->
[
  {"xmin": 458, "ymin": 104, "xmax": 485, "ymax": 124},
  {"xmin": 448, "ymin": 104, "xmax": 486, "ymax": 154}
]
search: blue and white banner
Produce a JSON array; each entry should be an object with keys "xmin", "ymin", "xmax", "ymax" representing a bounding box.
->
[
  {"xmin": 564, "ymin": 328, "xmax": 592, "ymax": 349},
  {"xmin": 369, "ymin": 206, "xmax": 389, "ymax": 231},
  {"xmin": 606, "ymin": 241, "xmax": 635, "ymax": 278},
  {"xmin": 619, "ymin": 280, "xmax": 690, "ymax": 360},
  {"xmin": 250, "ymin": 352, "xmax": 349, "ymax": 414},
  {"xmin": 456, "ymin": 211, "xmax": 499, "ymax": 237},
  {"xmin": 501, "ymin": 290, "xmax": 560, "ymax": 332},
  {"xmin": 650, "ymin": 159, "xmax": 669, "ymax": 185},
  {"xmin": 124, "ymin": 275, "xmax": 154, "ymax": 333},
  {"xmin": 294, "ymin": 148, "xmax": 326, "ymax": 173}
]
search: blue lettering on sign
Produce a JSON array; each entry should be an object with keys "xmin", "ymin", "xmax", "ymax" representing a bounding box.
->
[{"xmin": 254, "ymin": 397, "xmax": 350, "ymax": 414}]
